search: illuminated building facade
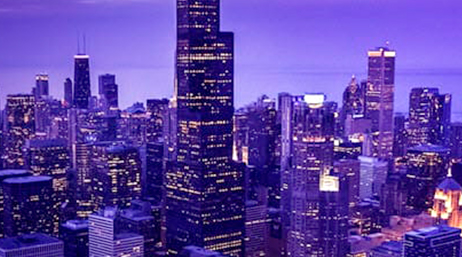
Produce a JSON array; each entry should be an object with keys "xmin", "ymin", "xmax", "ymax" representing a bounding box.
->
[
  {"xmin": 408, "ymin": 88, "xmax": 451, "ymax": 147},
  {"xmin": 3, "ymin": 176, "xmax": 57, "ymax": 237},
  {"xmin": 165, "ymin": 0, "xmax": 245, "ymax": 256},
  {"xmin": 24, "ymin": 138, "xmax": 70, "ymax": 209},
  {"xmin": 4, "ymin": 94, "xmax": 36, "ymax": 169},
  {"xmin": 73, "ymin": 54, "xmax": 91, "ymax": 109},
  {"xmin": 279, "ymin": 93, "xmax": 336, "ymax": 257},
  {"xmin": 90, "ymin": 142, "xmax": 142, "ymax": 210},
  {"xmin": 405, "ymin": 144, "xmax": 450, "ymax": 213},
  {"xmin": 403, "ymin": 225, "xmax": 461, "ymax": 257},
  {"xmin": 365, "ymin": 47, "xmax": 396, "ymax": 159},
  {"xmin": 430, "ymin": 174, "xmax": 462, "ymax": 230}
]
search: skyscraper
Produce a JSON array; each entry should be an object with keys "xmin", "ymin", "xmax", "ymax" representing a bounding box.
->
[
  {"xmin": 0, "ymin": 169, "xmax": 31, "ymax": 238},
  {"xmin": 408, "ymin": 88, "xmax": 451, "ymax": 147},
  {"xmin": 405, "ymin": 145, "xmax": 450, "ymax": 213},
  {"xmin": 2, "ymin": 176, "xmax": 56, "ymax": 237},
  {"xmin": 430, "ymin": 174, "xmax": 462, "ymax": 230},
  {"xmin": 64, "ymin": 78, "xmax": 73, "ymax": 107},
  {"xmin": 73, "ymin": 54, "xmax": 91, "ymax": 109},
  {"xmin": 60, "ymin": 220, "xmax": 89, "ymax": 257},
  {"xmin": 35, "ymin": 74, "xmax": 49, "ymax": 99},
  {"xmin": 403, "ymin": 226, "xmax": 461, "ymax": 257},
  {"xmin": 4, "ymin": 94, "xmax": 36, "ymax": 169},
  {"xmin": 365, "ymin": 47, "xmax": 396, "ymax": 159},
  {"xmin": 279, "ymin": 93, "xmax": 337, "ymax": 256},
  {"xmin": 90, "ymin": 142, "xmax": 142, "ymax": 210},
  {"xmin": 165, "ymin": 0, "xmax": 245, "ymax": 256},
  {"xmin": 98, "ymin": 74, "xmax": 118, "ymax": 111}
]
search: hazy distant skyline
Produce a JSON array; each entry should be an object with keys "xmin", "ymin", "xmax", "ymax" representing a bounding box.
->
[{"xmin": 1, "ymin": 0, "xmax": 462, "ymax": 115}]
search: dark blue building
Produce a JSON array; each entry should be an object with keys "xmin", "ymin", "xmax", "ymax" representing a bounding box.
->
[{"xmin": 404, "ymin": 225, "xmax": 461, "ymax": 257}]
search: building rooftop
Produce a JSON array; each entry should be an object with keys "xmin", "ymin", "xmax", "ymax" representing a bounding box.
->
[
  {"xmin": 407, "ymin": 144, "xmax": 450, "ymax": 154},
  {"xmin": 372, "ymin": 241, "xmax": 403, "ymax": 253},
  {"xmin": 3, "ymin": 175, "xmax": 52, "ymax": 185},
  {"xmin": 61, "ymin": 220, "xmax": 89, "ymax": 231},
  {"xmin": 0, "ymin": 233, "xmax": 62, "ymax": 251},
  {"xmin": 182, "ymin": 246, "xmax": 224, "ymax": 256},
  {"xmin": 437, "ymin": 177, "xmax": 462, "ymax": 191},
  {"xmin": 114, "ymin": 233, "xmax": 143, "ymax": 240},
  {"xmin": 406, "ymin": 225, "xmax": 461, "ymax": 238},
  {"xmin": 26, "ymin": 138, "xmax": 67, "ymax": 149},
  {"xmin": 0, "ymin": 170, "xmax": 31, "ymax": 179}
]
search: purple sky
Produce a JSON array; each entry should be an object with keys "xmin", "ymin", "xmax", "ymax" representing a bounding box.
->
[{"xmin": 1, "ymin": 0, "xmax": 462, "ymax": 115}]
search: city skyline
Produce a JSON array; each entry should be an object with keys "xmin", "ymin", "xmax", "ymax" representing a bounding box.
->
[{"xmin": 1, "ymin": 0, "xmax": 462, "ymax": 115}]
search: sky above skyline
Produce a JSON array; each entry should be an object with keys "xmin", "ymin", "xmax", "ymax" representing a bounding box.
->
[{"xmin": 0, "ymin": 0, "xmax": 462, "ymax": 115}]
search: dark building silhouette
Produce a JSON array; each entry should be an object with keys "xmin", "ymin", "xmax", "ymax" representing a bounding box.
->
[
  {"xmin": 64, "ymin": 78, "xmax": 73, "ymax": 107},
  {"xmin": 60, "ymin": 220, "xmax": 89, "ymax": 257},
  {"xmin": 449, "ymin": 122, "xmax": 462, "ymax": 158},
  {"xmin": 4, "ymin": 94, "xmax": 36, "ymax": 169},
  {"xmin": 73, "ymin": 54, "xmax": 91, "ymax": 109},
  {"xmin": 165, "ymin": 0, "xmax": 245, "ymax": 256},
  {"xmin": 98, "ymin": 74, "xmax": 119, "ymax": 111},
  {"xmin": 35, "ymin": 74, "xmax": 49, "ymax": 99},
  {"xmin": 3, "ymin": 176, "xmax": 56, "ymax": 237},
  {"xmin": 393, "ymin": 113, "xmax": 408, "ymax": 158},
  {"xmin": 405, "ymin": 145, "xmax": 450, "ymax": 213},
  {"xmin": 0, "ymin": 233, "xmax": 64, "ymax": 257},
  {"xmin": 0, "ymin": 170, "xmax": 31, "ymax": 238}
]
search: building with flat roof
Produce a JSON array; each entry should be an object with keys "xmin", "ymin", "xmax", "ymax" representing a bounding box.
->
[
  {"xmin": 404, "ymin": 225, "xmax": 461, "ymax": 257},
  {"xmin": 370, "ymin": 241, "xmax": 402, "ymax": 257},
  {"xmin": 0, "ymin": 233, "xmax": 63, "ymax": 257},
  {"xmin": 60, "ymin": 220, "xmax": 89, "ymax": 257}
]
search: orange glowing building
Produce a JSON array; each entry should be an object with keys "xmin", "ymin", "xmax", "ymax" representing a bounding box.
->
[{"xmin": 430, "ymin": 171, "xmax": 462, "ymax": 230}]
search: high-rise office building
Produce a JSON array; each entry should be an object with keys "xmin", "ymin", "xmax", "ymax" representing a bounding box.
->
[
  {"xmin": 90, "ymin": 142, "xmax": 142, "ymax": 210},
  {"xmin": 408, "ymin": 88, "xmax": 451, "ymax": 147},
  {"xmin": 370, "ymin": 241, "xmax": 402, "ymax": 257},
  {"xmin": 279, "ymin": 93, "xmax": 336, "ymax": 256},
  {"xmin": 89, "ymin": 207, "xmax": 144, "ymax": 257},
  {"xmin": 333, "ymin": 159, "xmax": 360, "ymax": 210},
  {"xmin": 24, "ymin": 138, "xmax": 70, "ymax": 207},
  {"xmin": 403, "ymin": 225, "xmax": 461, "ymax": 257},
  {"xmin": 35, "ymin": 74, "xmax": 49, "ymax": 99},
  {"xmin": 245, "ymin": 200, "xmax": 269, "ymax": 257},
  {"xmin": 0, "ymin": 170, "xmax": 31, "ymax": 238},
  {"xmin": 0, "ymin": 233, "xmax": 64, "ymax": 257},
  {"xmin": 358, "ymin": 156, "xmax": 388, "ymax": 200},
  {"xmin": 64, "ymin": 78, "xmax": 73, "ymax": 107},
  {"xmin": 365, "ymin": 47, "xmax": 396, "ymax": 159},
  {"xmin": 166, "ymin": 0, "xmax": 245, "ymax": 256},
  {"xmin": 392, "ymin": 113, "xmax": 408, "ymax": 158},
  {"xmin": 73, "ymin": 54, "xmax": 91, "ymax": 109},
  {"xmin": 4, "ymin": 94, "xmax": 35, "ymax": 169},
  {"xmin": 60, "ymin": 220, "xmax": 89, "ymax": 257},
  {"xmin": 319, "ymin": 173, "xmax": 350, "ymax": 257},
  {"xmin": 449, "ymin": 122, "xmax": 462, "ymax": 158},
  {"xmin": 98, "ymin": 74, "xmax": 119, "ymax": 111},
  {"xmin": 2, "ymin": 176, "xmax": 56, "ymax": 237},
  {"xmin": 145, "ymin": 98, "xmax": 168, "ymax": 202},
  {"xmin": 405, "ymin": 144, "xmax": 450, "ymax": 213}
]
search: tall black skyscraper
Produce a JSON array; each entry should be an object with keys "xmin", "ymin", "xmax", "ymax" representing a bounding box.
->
[
  {"xmin": 73, "ymin": 55, "xmax": 91, "ymax": 109},
  {"xmin": 64, "ymin": 78, "xmax": 73, "ymax": 107},
  {"xmin": 165, "ymin": 1, "xmax": 245, "ymax": 256}
]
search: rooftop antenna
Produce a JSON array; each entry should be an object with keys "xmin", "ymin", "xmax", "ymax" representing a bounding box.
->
[
  {"xmin": 77, "ymin": 32, "xmax": 80, "ymax": 54},
  {"xmin": 83, "ymin": 33, "xmax": 86, "ymax": 54}
]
